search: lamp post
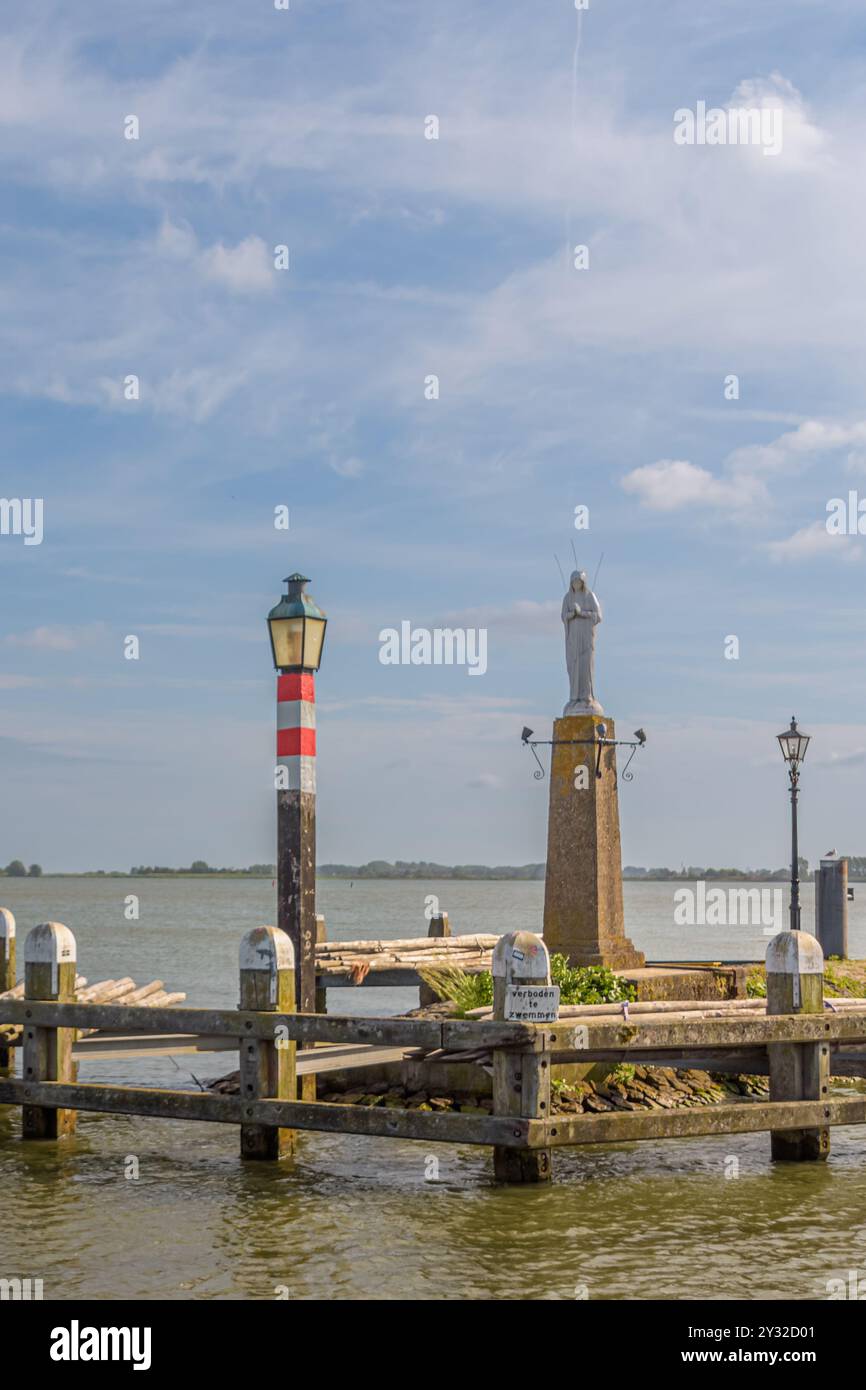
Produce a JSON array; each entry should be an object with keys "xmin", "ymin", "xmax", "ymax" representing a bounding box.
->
[
  {"xmin": 776, "ymin": 717, "xmax": 811, "ymax": 932},
  {"xmin": 268, "ymin": 575, "xmax": 327, "ymax": 1022}
]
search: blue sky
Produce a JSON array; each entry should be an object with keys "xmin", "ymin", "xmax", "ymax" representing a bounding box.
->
[{"xmin": 2, "ymin": 0, "xmax": 866, "ymax": 872}]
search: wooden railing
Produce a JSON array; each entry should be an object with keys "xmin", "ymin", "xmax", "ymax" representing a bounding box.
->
[{"xmin": 1, "ymin": 920, "xmax": 865, "ymax": 1181}]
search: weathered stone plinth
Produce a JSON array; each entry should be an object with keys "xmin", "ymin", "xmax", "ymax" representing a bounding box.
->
[{"xmin": 542, "ymin": 714, "xmax": 644, "ymax": 970}]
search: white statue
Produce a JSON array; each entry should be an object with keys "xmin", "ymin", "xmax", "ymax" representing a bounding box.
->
[{"xmin": 562, "ymin": 570, "xmax": 603, "ymax": 715}]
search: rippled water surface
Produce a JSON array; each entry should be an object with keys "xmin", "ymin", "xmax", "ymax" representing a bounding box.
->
[{"xmin": 1, "ymin": 877, "xmax": 864, "ymax": 1300}]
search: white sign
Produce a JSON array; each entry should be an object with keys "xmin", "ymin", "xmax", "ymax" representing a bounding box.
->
[{"xmin": 504, "ymin": 985, "xmax": 560, "ymax": 1022}]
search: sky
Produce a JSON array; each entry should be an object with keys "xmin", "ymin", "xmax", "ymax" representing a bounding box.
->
[{"xmin": 1, "ymin": 0, "xmax": 866, "ymax": 873}]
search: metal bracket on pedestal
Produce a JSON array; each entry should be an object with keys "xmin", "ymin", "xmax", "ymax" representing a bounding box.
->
[{"xmin": 520, "ymin": 725, "xmax": 646, "ymax": 784}]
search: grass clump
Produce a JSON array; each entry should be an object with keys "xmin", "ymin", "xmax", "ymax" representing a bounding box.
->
[
  {"xmin": 418, "ymin": 953, "xmax": 635, "ymax": 1017},
  {"xmin": 746, "ymin": 967, "xmax": 767, "ymax": 998}
]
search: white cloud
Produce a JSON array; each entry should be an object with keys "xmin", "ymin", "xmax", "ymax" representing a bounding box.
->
[
  {"xmin": 623, "ymin": 421, "xmax": 866, "ymax": 520},
  {"xmin": 6, "ymin": 624, "xmax": 106, "ymax": 651},
  {"xmin": 621, "ymin": 459, "xmax": 763, "ymax": 512},
  {"xmin": 199, "ymin": 235, "xmax": 273, "ymax": 294},
  {"xmin": 765, "ymin": 520, "xmax": 862, "ymax": 562}
]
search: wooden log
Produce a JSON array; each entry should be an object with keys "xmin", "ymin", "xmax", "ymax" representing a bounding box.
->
[
  {"xmin": 22, "ymin": 922, "xmax": 77, "ymax": 1139},
  {"xmin": 492, "ymin": 931, "xmax": 552, "ymax": 1182},
  {"xmin": 0, "ymin": 909, "xmax": 14, "ymax": 1074},
  {"xmin": 419, "ymin": 911, "xmax": 451, "ymax": 1007},
  {"xmin": 766, "ymin": 930, "xmax": 829, "ymax": 1161},
  {"xmin": 238, "ymin": 926, "xmax": 296, "ymax": 1160},
  {"xmin": 315, "ymin": 933, "xmax": 499, "ymax": 955}
]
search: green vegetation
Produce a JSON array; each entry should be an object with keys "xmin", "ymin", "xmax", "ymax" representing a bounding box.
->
[
  {"xmin": 418, "ymin": 955, "xmax": 635, "ymax": 1018},
  {"xmin": 320, "ymin": 860, "xmax": 546, "ymax": 880},
  {"xmin": 128, "ymin": 862, "xmax": 275, "ymax": 877},
  {"xmin": 746, "ymin": 968, "xmax": 767, "ymax": 998},
  {"xmin": 2, "ymin": 860, "xmax": 41, "ymax": 878},
  {"xmin": 549, "ymin": 955, "xmax": 635, "ymax": 1005},
  {"xmin": 609, "ymin": 1063, "xmax": 636, "ymax": 1085}
]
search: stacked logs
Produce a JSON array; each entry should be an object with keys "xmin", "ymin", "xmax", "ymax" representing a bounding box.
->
[
  {"xmin": 315, "ymin": 934, "xmax": 499, "ymax": 983},
  {"xmin": 0, "ymin": 976, "xmax": 187, "ymax": 1048}
]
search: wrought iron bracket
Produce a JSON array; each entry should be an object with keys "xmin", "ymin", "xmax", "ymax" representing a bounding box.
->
[{"xmin": 521, "ymin": 729, "xmax": 645, "ymax": 784}]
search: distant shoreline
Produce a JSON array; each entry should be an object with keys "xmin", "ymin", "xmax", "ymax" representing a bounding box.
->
[{"xmin": 4, "ymin": 870, "xmax": 863, "ymax": 883}]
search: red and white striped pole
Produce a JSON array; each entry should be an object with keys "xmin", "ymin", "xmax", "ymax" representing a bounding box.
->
[
  {"xmin": 276, "ymin": 670, "xmax": 317, "ymax": 1014},
  {"xmin": 268, "ymin": 574, "xmax": 327, "ymax": 1026}
]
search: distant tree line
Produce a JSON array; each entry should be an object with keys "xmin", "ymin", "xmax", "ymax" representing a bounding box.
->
[
  {"xmin": 128, "ymin": 862, "xmax": 275, "ymax": 876},
  {"xmin": 320, "ymin": 861, "xmax": 545, "ymax": 880},
  {"xmin": 2, "ymin": 860, "xmax": 42, "ymax": 877},
  {"xmin": 624, "ymin": 860, "xmax": 813, "ymax": 881}
]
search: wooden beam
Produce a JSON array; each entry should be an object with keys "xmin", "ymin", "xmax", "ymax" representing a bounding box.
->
[
  {"xmin": 542, "ymin": 1095, "xmax": 866, "ymax": 1147},
  {"xmin": 544, "ymin": 1013, "xmax": 866, "ymax": 1051},
  {"xmin": 0, "ymin": 1078, "xmax": 532, "ymax": 1147},
  {"xmin": 0, "ymin": 1000, "xmax": 531, "ymax": 1048}
]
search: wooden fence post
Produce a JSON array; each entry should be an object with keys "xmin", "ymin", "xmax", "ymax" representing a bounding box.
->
[
  {"xmin": 766, "ymin": 929, "xmax": 829, "ymax": 1161},
  {"xmin": 22, "ymin": 922, "xmax": 77, "ymax": 1140},
  {"xmin": 0, "ymin": 909, "xmax": 15, "ymax": 1075},
  {"xmin": 239, "ymin": 926, "xmax": 296, "ymax": 1160},
  {"xmin": 491, "ymin": 930, "xmax": 553, "ymax": 1183},
  {"xmin": 419, "ymin": 911, "xmax": 450, "ymax": 1007}
]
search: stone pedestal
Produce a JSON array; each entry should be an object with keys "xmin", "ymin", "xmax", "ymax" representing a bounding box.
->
[{"xmin": 542, "ymin": 714, "xmax": 644, "ymax": 969}]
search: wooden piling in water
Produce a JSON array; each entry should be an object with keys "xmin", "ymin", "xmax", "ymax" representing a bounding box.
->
[
  {"xmin": 0, "ymin": 909, "xmax": 15, "ymax": 1075},
  {"xmin": 766, "ymin": 929, "xmax": 829, "ymax": 1162},
  {"xmin": 22, "ymin": 922, "xmax": 77, "ymax": 1139},
  {"xmin": 419, "ymin": 911, "xmax": 450, "ymax": 1007},
  {"xmin": 238, "ymin": 926, "xmax": 297, "ymax": 1160},
  {"xmin": 492, "ymin": 931, "xmax": 552, "ymax": 1183}
]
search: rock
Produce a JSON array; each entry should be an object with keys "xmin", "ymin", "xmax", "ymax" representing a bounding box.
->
[
  {"xmin": 340, "ymin": 1090, "xmax": 366, "ymax": 1105},
  {"xmin": 357, "ymin": 1093, "xmax": 385, "ymax": 1107},
  {"xmin": 583, "ymin": 1094, "xmax": 616, "ymax": 1112}
]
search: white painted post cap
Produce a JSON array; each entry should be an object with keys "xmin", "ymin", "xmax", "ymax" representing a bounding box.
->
[
  {"xmin": 0, "ymin": 908, "xmax": 14, "ymax": 940},
  {"xmin": 492, "ymin": 930, "xmax": 550, "ymax": 979},
  {"xmin": 24, "ymin": 921, "xmax": 76, "ymax": 965},
  {"xmin": 239, "ymin": 925, "xmax": 295, "ymax": 972},
  {"xmin": 765, "ymin": 929, "xmax": 824, "ymax": 976}
]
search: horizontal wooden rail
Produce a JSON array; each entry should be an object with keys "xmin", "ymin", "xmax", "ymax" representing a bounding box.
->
[
  {"xmin": 0, "ymin": 1078, "xmax": 530, "ymax": 1147},
  {"xmin": 0, "ymin": 999, "xmax": 535, "ymax": 1049},
  {"xmin": 6, "ymin": 1000, "xmax": 866, "ymax": 1051},
  {"xmin": 545, "ymin": 1012, "xmax": 866, "ymax": 1052},
  {"xmin": 541, "ymin": 1096, "xmax": 866, "ymax": 1147}
]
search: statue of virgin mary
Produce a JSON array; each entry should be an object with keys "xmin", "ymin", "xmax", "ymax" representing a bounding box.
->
[{"xmin": 562, "ymin": 570, "xmax": 603, "ymax": 715}]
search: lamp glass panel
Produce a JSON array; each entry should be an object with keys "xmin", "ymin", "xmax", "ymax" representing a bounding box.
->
[
  {"xmin": 270, "ymin": 616, "xmax": 304, "ymax": 669},
  {"xmin": 302, "ymin": 617, "xmax": 326, "ymax": 670}
]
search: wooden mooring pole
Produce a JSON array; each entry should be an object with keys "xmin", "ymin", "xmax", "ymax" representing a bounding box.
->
[
  {"xmin": 239, "ymin": 925, "xmax": 297, "ymax": 1160},
  {"xmin": 766, "ymin": 929, "xmax": 829, "ymax": 1161},
  {"xmin": 419, "ymin": 911, "xmax": 450, "ymax": 1007},
  {"xmin": 0, "ymin": 908, "xmax": 15, "ymax": 1075},
  {"xmin": 492, "ymin": 930, "xmax": 552, "ymax": 1183},
  {"xmin": 22, "ymin": 922, "xmax": 76, "ymax": 1140}
]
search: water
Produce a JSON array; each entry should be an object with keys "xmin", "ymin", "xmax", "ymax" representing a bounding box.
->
[{"xmin": 1, "ymin": 876, "xmax": 864, "ymax": 1301}]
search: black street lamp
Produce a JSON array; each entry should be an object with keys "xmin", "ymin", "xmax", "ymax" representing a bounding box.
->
[
  {"xmin": 267, "ymin": 575, "xmax": 327, "ymax": 1032},
  {"xmin": 776, "ymin": 717, "xmax": 811, "ymax": 932}
]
